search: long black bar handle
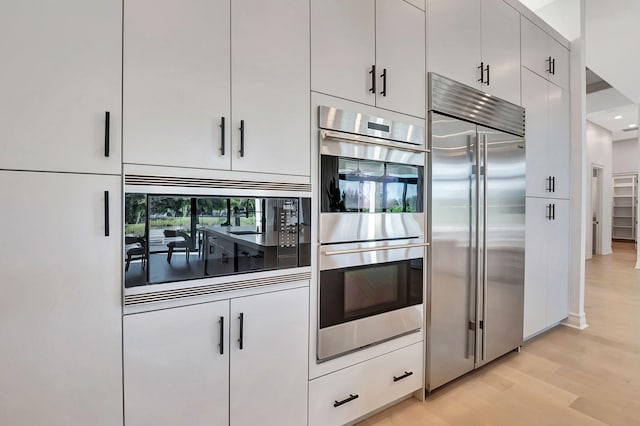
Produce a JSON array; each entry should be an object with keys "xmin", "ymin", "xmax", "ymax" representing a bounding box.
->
[
  {"xmin": 478, "ymin": 62, "xmax": 485, "ymax": 83},
  {"xmin": 220, "ymin": 117, "xmax": 226, "ymax": 156},
  {"xmin": 552, "ymin": 176, "xmax": 556, "ymax": 193},
  {"xmin": 104, "ymin": 111, "xmax": 110, "ymax": 157},
  {"xmin": 552, "ymin": 58, "xmax": 556, "ymax": 75},
  {"xmin": 552, "ymin": 203, "xmax": 556, "ymax": 220},
  {"xmin": 546, "ymin": 204, "xmax": 551, "ymax": 220},
  {"xmin": 485, "ymin": 64, "xmax": 490, "ymax": 86},
  {"xmin": 393, "ymin": 371, "xmax": 414, "ymax": 382},
  {"xmin": 104, "ymin": 190, "xmax": 110, "ymax": 237},
  {"xmin": 369, "ymin": 65, "xmax": 376, "ymax": 94},
  {"xmin": 547, "ymin": 56, "xmax": 553, "ymax": 74},
  {"xmin": 219, "ymin": 316, "xmax": 224, "ymax": 355},
  {"xmin": 238, "ymin": 313, "xmax": 244, "ymax": 350},
  {"xmin": 380, "ymin": 68, "xmax": 387, "ymax": 96},
  {"xmin": 239, "ymin": 120, "xmax": 245, "ymax": 158},
  {"xmin": 334, "ymin": 394, "xmax": 359, "ymax": 408}
]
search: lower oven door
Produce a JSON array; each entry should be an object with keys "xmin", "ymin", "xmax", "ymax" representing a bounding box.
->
[{"xmin": 318, "ymin": 239, "xmax": 426, "ymax": 361}]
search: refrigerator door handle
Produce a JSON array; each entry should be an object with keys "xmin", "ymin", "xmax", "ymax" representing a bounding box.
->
[
  {"xmin": 467, "ymin": 134, "xmax": 478, "ymax": 360},
  {"xmin": 481, "ymin": 134, "xmax": 488, "ymax": 362}
]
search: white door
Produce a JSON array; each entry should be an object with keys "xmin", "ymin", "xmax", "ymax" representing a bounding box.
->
[
  {"xmin": 427, "ymin": 0, "xmax": 482, "ymax": 89},
  {"xmin": 546, "ymin": 199, "xmax": 570, "ymax": 325},
  {"xmin": 123, "ymin": 0, "xmax": 231, "ymax": 170},
  {"xmin": 521, "ymin": 68, "xmax": 551, "ymax": 198},
  {"xmin": 311, "ymin": 0, "xmax": 376, "ymax": 106},
  {"xmin": 0, "ymin": 1, "xmax": 121, "ymax": 175},
  {"xmin": 124, "ymin": 301, "xmax": 229, "ymax": 426},
  {"xmin": 521, "ymin": 16, "xmax": 550, "ymax": 79},
  {"xmin": 230, "ymin": 287, "xmax": 309, "ymax": 426},
  {"xmin": 523, "ymin": 197, "xmax": 549, "ymax": 339},
  {"xmin": 548, "ymin": 84, "xmax": 571, "ymax": 199},
  {"xmin": 481, "ymin": 0, "xmax": 521, "ymax": 105},
  {"xmin": 0, "ymin": 171, "xmax": 122, "ymax": 425},
  {"xmin": 231, "ymin": 0, "xmax": 310, "ymax": 176},
  {"xmin": 375, "ymin": 0, "xmax": 426, "ymax": 118},
  {"xmin": 549, "ymin": 39, "xmax": 570, "ymax": 91}
]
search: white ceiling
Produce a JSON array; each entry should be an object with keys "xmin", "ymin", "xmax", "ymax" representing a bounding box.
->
[{"xmin": 587, "ymin": 104, "xmax": 638, "ymax": 141}]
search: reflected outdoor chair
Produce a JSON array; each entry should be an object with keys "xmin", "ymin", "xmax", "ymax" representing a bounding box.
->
[
  {"xmin": 125, "ymin": 236, "xmax": 146, "ymax": 272},
  {"xmin": 164, "ymin": 230, "xmax": 193, "ymax": 263}
]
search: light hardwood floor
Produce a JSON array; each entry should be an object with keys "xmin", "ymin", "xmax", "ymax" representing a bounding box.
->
[{"xmin": 359, "ymin": 242, "xmax": 640, "ymax": 426}]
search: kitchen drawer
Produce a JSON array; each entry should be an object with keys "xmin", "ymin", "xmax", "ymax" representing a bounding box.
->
[{"xmin": 309, "ymin": 342, "xmax": 423, "ymax": 426}]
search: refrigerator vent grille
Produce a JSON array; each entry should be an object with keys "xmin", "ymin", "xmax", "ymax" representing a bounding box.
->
[
  {"xmin": 124, "ymin": 271, "xmax": 312, "ymax": 305},
  {"xmin": 125, "ymin": 174, "xmax": 311, "ymax": 192},
  {"xmin": 429, "ymin": 73, "xmax": 525, "ymax": 137}
]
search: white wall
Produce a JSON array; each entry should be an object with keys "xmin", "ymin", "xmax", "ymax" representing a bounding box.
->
[
  {"xmin": 586, "ymin": 121, "xmax": 613, "ymax": 257},
  {"xmin": 612, "ymin": 138, "xmax": 639, "ymax": 175}
]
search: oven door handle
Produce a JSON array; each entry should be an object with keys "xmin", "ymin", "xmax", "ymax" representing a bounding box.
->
[
  {"xmin": 320, "ymin": 129, "xmax": 430, "ymax": 154},
  {"xmin": 323, "ymin": 242, "xmax": 429, "ymax": 256}
]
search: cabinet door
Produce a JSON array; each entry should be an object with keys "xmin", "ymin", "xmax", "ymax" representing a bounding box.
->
[
  {"xmin": 523, "ymin": 197, "xmax": 549, "ymax": 339},
  {"xmin": 522, "ymin": 68, "xmax": 551, "ymax": 198},
  {"xmin": 548, "ymin": 84, "xmax": 571, "ymax": 199},
  {"xmin": 549, "ymin": 39, "xmax": 570, "ymax": 91},
  {"xmin": 0, "ymin": 171, "xmax": 122, "ymax": 425},
  {"xmin": 0, "ymin": 1, "xmax": 121, "ymax": 174},
  {"xmin": 123, "ymin": 0, "xmax": 231, "ymax": 170},
  {"xmin": 230, "ymin": 287, "xmax": 309, "ymax": 426},
  {"xmin": 232, "ymin": 0, "xmax": 310, "ymax": 176},
  {"xmin": 546, "ymin": 199, "xmax": 569, "ymax": 325},
  {"xmin": 427, "ymin": 0, "xmax": 482, "ymax": 89},
  {"xmin": 521, "ymin": 17, "xmax": 550, "ymax": 79},
  {"xmin": 481, "ymin": 0, "xmax": 521, "ymax": 105},
  {"xmin": 124, "ymin": 301, "xmax": 229, "ymax": 426},
  {"xmin": 376, "ymin": 0, "xmax": 426, "ymax": 118},
  {"xmin": 311, "ymin": 0, "xmax": 376, "ymax": 106}
]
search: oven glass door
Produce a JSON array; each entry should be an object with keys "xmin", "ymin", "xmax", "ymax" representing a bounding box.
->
[{"xmin": 320, "ymin": 258, "xmax": 423, "ymax": 329}]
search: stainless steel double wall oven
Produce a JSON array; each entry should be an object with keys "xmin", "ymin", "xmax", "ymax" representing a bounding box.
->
[{"xmin": 317, "ymin": 106, "xmax": 428, "ymax": 361}]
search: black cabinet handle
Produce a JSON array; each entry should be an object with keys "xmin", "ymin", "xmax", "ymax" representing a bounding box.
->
[
  {"xmin": 546, "ymin": 56, "xmax": 553, "ymax": 74},
  {"xmin": 393, "ymin": 371, "xmax": 414, "ymax": 382},
  {"xmin": 219, "ymin": 316, "xmax": 224, "ymax": 355},
  {"xmin": 546, "ymin": 176, "xmax": 552, "ymax": 192},
  {"xmin": 238, "ymin": 313, "xmax": 244, "ymax": 350},
  {"xmin": 369, "ymin": 65, "xmax": 376, "ymax": 94},
  {"xmin": 334, "ymin": 394, "xmax": 359, "ymax": 408},
  {"xmin": 220, "ymin": 117, "xmax": 226, "ymax": 156},
  {"xmin": 552, "ymin": 203, "xmax": 556, "ymax": 220},
  {"xmin": 552, "ymin": 58, "xmax": 556, "ymax": 75},
  {"xmin": 104, "ymin": 111, "xmax": 110, "ymax": 157},
  {"xmin": 478, "ymin": 62, "xmax": 485, "ymax": 83},
  {"xmin": 104, "ymin": 190, "xmax": 110, "ymax": 236},
  {"xmin": 239, "ymin": 120, "xmax": 245, "ymax": 157},
  {"xmin": 552, "ymin": 176, "xmax": 556, "ymax": 192},
  {"xmin": 485, "ymin": 64, "xmax": 490, "ymax": 86},
  {"xmin": 546, "ymin": 204, "xmax": 552, "ymax": 220},
  {"xmin": 380, "ymin": 68, "xmax": 387, "ymax": 96}
]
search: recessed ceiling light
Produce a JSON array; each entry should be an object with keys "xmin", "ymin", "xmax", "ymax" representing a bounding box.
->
[
  {"xmin": 629, "ymin": 124, "xmax": 637, "ymax": 128},
  {"xmin": 614, "ymin": 115, "xmax": 623, "ymax": 119}
]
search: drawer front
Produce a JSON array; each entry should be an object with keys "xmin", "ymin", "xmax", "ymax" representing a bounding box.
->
[{"xmin": 309, "ymin": 342, "xmax": 423, "ymax": 426}]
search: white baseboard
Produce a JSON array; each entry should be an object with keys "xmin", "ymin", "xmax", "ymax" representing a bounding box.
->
[
  {"xmin": 602, "ymin": 247, "xmax": 612, "ymax": 255},
  {"xmin": 562, "ymin": 312, "xmax": 588, "ymax": 330}
]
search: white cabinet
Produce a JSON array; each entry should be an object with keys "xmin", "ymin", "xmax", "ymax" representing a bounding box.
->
[
  {"xmin": 427, "ymin": 0, "xmax": 520, "ymax": 104},
  {"xmin": 231, "ymin": 0, "xmax": 310, "ymax": 176},
  {"xmin": 124, "ymin": 301, "xmax": 230, "ymax": 426},
  {"xmin": 124, "ymin": 286, "xmax": 309, "ymax": 426},
  {"xmin": 309, "ymin": 342, "xmax": 423, "ymax": 426},
  {"xmin": 522, "ymin": 68, "xmax": 570, "ymax": 199},
  {"xmin": 524, "ymin": 198, "xmax": 569, "ymax": 338},
  {"xmin": 311, "ymin": 0, "xmax": 425, "ymax": 118},
  {"xmin": 0, "ymin": 171, "xmax": 122, "ymax": 425},
  {"xmin": 123, "ymin": 0, "xmax": 310, "ymax": 177},
  {"xmin": 0, "ymin": 1, "xmax": 121, "ymax": 175},
  {"xmin": 521, "ymin": 17, "xmax": 570, "ymax": 90}
]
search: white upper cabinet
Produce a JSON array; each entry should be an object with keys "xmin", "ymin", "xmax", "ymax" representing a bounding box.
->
[
  {"xmin": 480, "ymin": 0, "xmax": 521, "ymax": 105},
  {"xmin": 521, "ymin": 17, "xmax": 570, "ymax": 90},
  {"xmin": 312, "ymin": 0, "xmax": 425, "ymax": 118},
  {"xmin": 427, "ymin": 0, "xmax": 482, "ymax": 90},
  {"xmin": 123, "ymin": 0, "xmax": 231, "ymax": 171},
  {"xmin": 0, "ymin": 1, "xmax": 121, "ymax": 175},
  {"xmin": 231, "ymin": 0, "xmax": 310, "ymax": 176},
  {"xmin": 428, "ymin": 0, "xmax": 520, "ymax": 104},
  {"xmin": 376, "ymin": 0, "xmax": 426, "ymax": 118}
]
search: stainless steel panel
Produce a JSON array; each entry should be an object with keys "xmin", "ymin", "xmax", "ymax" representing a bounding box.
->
[
  {"xmin": 319, "ymin": 238, "xmax": 426, "ymax": 271},
  {"xmin": 320, "ymin": 212, "xmax": 425, "ymax": 244},
  {"xmin": 318, "ymin": 105, "xmax": 425, "ymax": 146},
  {"xmin": 429, "ymin": 73, "xmax": 525, "ymax": 137},
  {"xmin": 477, "ymin": 126, "xmax": 525, "ymax": 366},
  {"xmin": 318, "ymin": 305, "xmax": 423, "ymax": 361},
  {"xmin": 320, "ymin": 131, "xmax": 427, "ymax": 166},
  {"xmin": 428, "ymin": 113, "xmax": 477, "ymax": 391}
]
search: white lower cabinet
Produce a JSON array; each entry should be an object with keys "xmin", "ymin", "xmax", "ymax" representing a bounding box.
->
[
  {"xmin": 124, "ymin": 286, "xmax": 308, "ymax": 426},
  {"xmin": 309, "ymin": 342, "xmax": 423, "ymax": 426}
]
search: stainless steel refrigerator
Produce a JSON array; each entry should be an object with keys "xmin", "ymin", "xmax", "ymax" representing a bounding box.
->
[{"xmin": 427, "ymin": 73, "xmax": 526, "ymax": 391}]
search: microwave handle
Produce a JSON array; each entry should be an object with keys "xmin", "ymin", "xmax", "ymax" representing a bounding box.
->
[
  {"xmin": 320, "ymin": 130, "xmax": 430, "ymax": 154},
  {"xmin": 323, "ymin": 242, "xmax": 429, "ymax": 256}
]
